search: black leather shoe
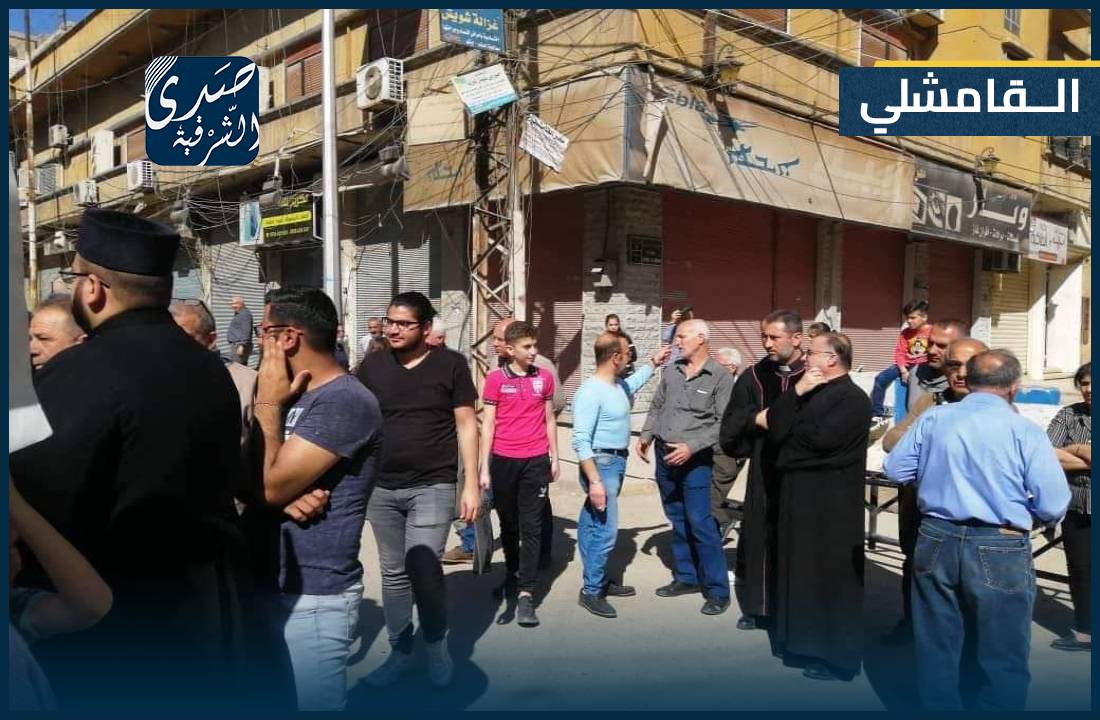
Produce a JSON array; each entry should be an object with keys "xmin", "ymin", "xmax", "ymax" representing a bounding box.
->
[
  {"xmin": 803, "ymin": 663, "xmax": 839, "ymax": 682},
  {"xmin": 578, "ymin": 591, "xmax": 617, "ymax": 618},
  {"xmin": 1051, "ymin": 635, "xmax": 1092, "ymax": 652},
  {"xmin": 701, "ymin": 596, "xmax": 731, "ymax": 615},
  {"xmin": 604, "ymin": 581, "xmax": 636, "ymax": 597},
  {"xmin": 737, "ymin": 615, "xmax": 760, "ymax": 631},
  {"xmin": 655, "ymin": 581, "xmax": 702, "ymax": 598}
]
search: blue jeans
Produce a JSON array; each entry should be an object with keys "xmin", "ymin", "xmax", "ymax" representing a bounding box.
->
[
  {"xmin": 577, "ymin": 453, "xmax": 626, "ymax": 597},
  {"xmin": 870, "ymin": 365, "xmax": 901, "ymax": 416},
  {"xmin": 280, "ymin": 581, "xmax": 363, "ymax": 711},
  {"xmin": 912, "ymin": 517, "xmax": 1035, "ymax": 711},
  {"xmin": 654, "ymin": 444, "xmax": 730, "ymax": 600},
  {"xmin": 458, "ymin": 518, "xmax": 477, "ymax": 551}
]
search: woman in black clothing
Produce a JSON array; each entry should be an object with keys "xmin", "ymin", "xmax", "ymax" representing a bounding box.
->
[{"xmin": 1047, "ymin": 362, "xmax": 1091, "ymax": 652}]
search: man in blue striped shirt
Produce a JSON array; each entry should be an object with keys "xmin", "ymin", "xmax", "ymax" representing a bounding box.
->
[
  {"xmin": 884, "ymin": 349, "xmax": 1069, "ymax": 711},
  {"xmin": 571, "ymin": 332, "xmax": 669, "ymax": 618}
]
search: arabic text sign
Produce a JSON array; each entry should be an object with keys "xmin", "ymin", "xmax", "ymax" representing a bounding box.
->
[
  {"xmin": 260, "ymin": 194, "xmax": 314, "ymax": 244},
  {"xmin": 839, "ymin": 64, "xmax": 1100, "ymax": 137},
  {"xmin": 1027, "ymin": 216, "xmax": 1069, "ymax": 265},
  {"xmin": 440, "ymin": 9, "xmax": 505, "ymax": 53},
  {"xmin": 451, "ymin": 64, "xmax": 517, "ymax": 115},
  {"xmin": 145, "ymin": 56, "xmax": 260, "ymax": 167},
  {"xmin": 519, "ymin": 114, "xmax": 569, "ymax": 172},
  {"xmin": 911, "ymin": 158, "xmax": 1032, "ymax": 252}
]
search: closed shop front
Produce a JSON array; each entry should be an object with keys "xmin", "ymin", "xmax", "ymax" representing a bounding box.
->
[
  {"xmin": 171, "ymin": 248, "xmax": 203, "ymax": 300},
  {"xmin": 841, "ymin": 226, "xmax": 907, "ymax": 371},
  {"xmin": 987, "ymin": 266, "xmax": 1031, "ymax": 372},
  {"xmin": 207, "ymin": 236, "xmax": 268, "ymax": 367},
  {"xmin": 926, "ymin": 239, "xmax": 974, "ymax": 324}
]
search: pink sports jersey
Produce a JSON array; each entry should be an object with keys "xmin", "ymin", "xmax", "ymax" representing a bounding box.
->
[{"xmin": 482, "ymin": 364, "xmax": 555, "ymax": 458}]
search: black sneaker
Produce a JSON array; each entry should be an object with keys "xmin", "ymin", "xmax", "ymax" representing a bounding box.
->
[
  {"xmin": 604, "ymin": 581, "xmax": 636, "ymax": 597},
  {"xmin": 517, "ymin": 595, "xmax": 540, "ymax": 627},
  {"xmin": 655, "ymin": 581, "xmax": 702, "ymax": 598},
  {"xmin": 701, "ymin": 596, "xmax": 731, "ymax": 615},
  {"xmin": 737, "ymin": 615, "xmax": 761, "ymax": 631},
  {"xmin": 578, "ymin": 591, "xmax": 617, "ymax": 618}
]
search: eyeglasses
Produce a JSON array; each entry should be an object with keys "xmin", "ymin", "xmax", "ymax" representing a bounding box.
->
[
  {"xmin": 805, "ymin": 350, "xmax": 836, "ymax": 358},
  {"xmin": 59, "ymin": 270, "xmax": 111, "ymax": 288},
  {"xmin": 382, "ymin": 318, "xmax": 424, "ymax": 332},
  {"xmin": 253, "ymin": 323, "xmax": 298, "ymax": 338}
]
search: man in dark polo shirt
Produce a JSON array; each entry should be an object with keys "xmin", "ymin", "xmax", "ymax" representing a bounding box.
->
[
  {"xmin": 356, "ymin": 291, "xmax": 480, "ymax": 688},
  {"xmin": 228, "ymin": 296, "xmax": 254, "ymax": 365}
]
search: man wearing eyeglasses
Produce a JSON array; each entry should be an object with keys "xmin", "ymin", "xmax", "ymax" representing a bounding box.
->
[
  {"xmin": 763, "ymin": 331, "xmax": 871, "ymax": 682},
  {"xmin": 355, "ymin": 291, "xmax": 480, "ymax": 688},
  {"xmin": 9, "ymin": 208, "xmax": 247, "ymax": 709},
  {"xmin": 906, "ymin": 319, "xmax": 969, "ymax": 412}
]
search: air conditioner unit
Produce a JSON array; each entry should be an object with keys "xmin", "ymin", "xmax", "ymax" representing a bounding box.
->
[
  {"xmin": 48, "ymin": 124, "xmax": 70, "ymax": 149},
  {"xmin": 356, "ymin": 57, "xmax": 404, "ymax": 111},
  {"xmin": 126, "ymin": 160, "xmax": 157, "ymax": 192},
  {"xmin": 91, "ymin": 130, "xmax": 115, "ymax": 176},
  {"xmin": 18, "ymin": 187, "xmax": 28, "ymax": 208},
  {"xmin": 73, "ymin": 179, "xmax": 99, "ymax": 206},
  {"xmin": 981, "ymin": 249, "xmax": 1021, "ymax": 274},
  {"xmin": 17, "ymin": 167, "xmax": 30, "ymax": 189},
  {"xmin": 257, "ymin": 66, "xmax": 272, "ymax": 112},
  {"xmin": 900, "ymin": 9, "xmax": 945, "ymax": 27},
  {"xmin": 36, "ymin": 163, "xmax": 60, "ymax": 194}
]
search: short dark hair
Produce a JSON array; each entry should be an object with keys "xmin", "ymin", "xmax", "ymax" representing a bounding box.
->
[
  {"xmin": 820, "ymin": 332, "xmax": 853, "ymax": 370},
  {"xmin": 903, "ymin": 300, "xmax": 929, "ymax": 315},
  {"xmin": 806, "ymin": 321, "xmax": 831, "ymax": 337},
  {"xmin": 1074, "ymin": 361, "xmax": 1091, "ymax": 388},
  {"xmin": 966, "ymin": 349, "xmax": 1021, "ymax": 390},
  {"xmin": 389, "ymin": 291, "xmax": 437, "ymax": 324},
  {"xmin": 82, "ymin": 258, "xmax": 172, "ymax": 308},
  {"xmin": 594, "ymin": 331, "xmax": 627, "ymax": 364},
  {"xmin": 762, "ymin": 309, "xmax": 803, "ymax": 335},
  {"xmin": 505, "ymin": 320, "xmax": 537, "ymax": 345},
  {"xmin": 933, "ymin": 318, "xmax": 970, "ymax": 336},
  {"xmin": 264, "ymin": 286, "xmax": 339, "ymax": 353}
]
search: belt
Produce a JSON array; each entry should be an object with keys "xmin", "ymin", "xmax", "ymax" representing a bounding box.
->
[
  {"xmin": 592, "ymin": 448, "xmax": 628, "ymax": 457},
  {"xmin": 928, "ymin": 516, "xmax": 1028, "ymax": 536}
]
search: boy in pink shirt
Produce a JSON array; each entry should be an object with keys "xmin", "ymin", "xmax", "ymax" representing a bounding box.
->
[
  {"xmin": 871, "ymin": 300, "xmax": 931, "ymax": 419},
  {"xmin": 479, "ymin": 321, "xmax": 559, "ymax": 627}
]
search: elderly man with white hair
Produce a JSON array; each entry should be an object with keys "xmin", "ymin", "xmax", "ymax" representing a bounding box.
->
[
  {"xmin": 711, "ymin": 347, "xmax": 747, "ymax": 537},
  {"xmin": 637, "ymin": 318, "xmax": 736, "ymax": 615}
]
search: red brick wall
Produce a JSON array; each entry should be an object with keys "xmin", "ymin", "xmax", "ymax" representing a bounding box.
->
[{"xmin": 842, "ymin": 225, "xmax": 906, "ymax": 370}]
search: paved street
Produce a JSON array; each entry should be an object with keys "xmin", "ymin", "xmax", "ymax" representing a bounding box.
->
[{"xmin": 347, "ymin": 457, "xmax": 1091, "ymax": 712}]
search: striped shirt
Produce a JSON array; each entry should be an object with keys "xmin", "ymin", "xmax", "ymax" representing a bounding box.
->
[{"xmin": 1047, "ymin": 402, "xmax": 1091, "ymax": 515}]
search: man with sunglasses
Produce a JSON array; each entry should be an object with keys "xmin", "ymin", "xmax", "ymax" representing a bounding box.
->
[
  {"xmin": 9, "ymin": 208, "xmax": 247, "ymax": 709},
  {"xmin": 355, "ymin": 291, "xmax": 480, "ymax": 688},
  {"xmin": 881, "ymin": 337, "xmax": 987, "ymax": 646}
]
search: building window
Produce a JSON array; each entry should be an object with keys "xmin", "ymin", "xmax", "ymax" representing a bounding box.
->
[
  {"xmin": 1004, "ymin": 9, "xmax": 1021, "ymax": 35},
  {"xmin": 285, "ymin": 42, "xmax": 322, "ymax": 103},
  {"xmin": 125, "ymin": 127, "xmax": 146, "ymax": 162},
  {"xmin": 737, "ymin": 9, "xmax": 788, "ymax": 33},
  {"xmin": 368, "ymin": 10, "xmax": 429, "ymax": 61},
  {"xmin": 860, "ymin": 26, "xmax": 909, "ymax": 67}
]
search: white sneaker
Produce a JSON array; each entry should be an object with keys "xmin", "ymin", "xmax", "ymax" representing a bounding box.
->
[
  {"xmin": 363, "ymin": 648, "xmax": 413, "ymax": 687},
  {"xmin": 425, "ymin": 636, "xmax": 454, "ymax": 687}
]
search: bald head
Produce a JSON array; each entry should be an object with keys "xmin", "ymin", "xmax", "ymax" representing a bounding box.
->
[
  {"xmin": 492, "ymin": 317, "xmax": 516, "ymax": 359},
  {"xmin": 966, "ymin": 349, "xmax": 1021, "ymax": 398},
  {"xmin": 944, "ymin": 339, "xmax": 988, "ymax": 397},
  {"xmin": 29, "ymin": 298, "xmax": 85, "ymax": 369}
]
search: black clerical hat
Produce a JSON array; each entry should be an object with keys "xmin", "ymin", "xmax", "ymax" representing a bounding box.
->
[{"xmin": 76, "ymin": 208, "xmax": 179, "ymax": 276}]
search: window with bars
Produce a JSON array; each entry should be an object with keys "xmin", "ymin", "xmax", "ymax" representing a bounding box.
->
[
  {"xmin": 860, "ymin": 26, "xmax": 909, "ymax": 67},
  {"xmin": 285, "ymin": 42, "xmax": 322, "ymax": 103},
  {"xmin": 736, "ymin": 9, "xmax": 788, "ymax": 32},
  {"xmin": 368, "ymin": 9, "xmax": 429, "ymax": 61},
  {"xmin": 1004, "ymin": 9, "xmax": 1021, "ymax": 35}
]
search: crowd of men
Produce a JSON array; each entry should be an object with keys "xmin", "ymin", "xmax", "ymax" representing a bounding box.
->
[{"xmin": 8, "ymin": 207, "xmax": 1087, "ymax": 712}]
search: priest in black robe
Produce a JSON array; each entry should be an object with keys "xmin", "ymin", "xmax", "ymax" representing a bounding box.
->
[
  {"xmin": 719, "ymin": 310, "xmax": 805, "ymax": 630},
  {"xmin": 766, "ymin": 331, "xmax": 872, "ymax": 682}
]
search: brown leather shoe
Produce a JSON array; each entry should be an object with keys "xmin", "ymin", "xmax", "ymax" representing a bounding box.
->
[{"xmin": 441, "ymin": 546, "xmax": 473, "ymax": 564}]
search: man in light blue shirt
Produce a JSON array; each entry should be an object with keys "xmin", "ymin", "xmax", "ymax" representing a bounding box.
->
[
  {"xmin": 884, "ymin": 350, "xmax": 1069, "ymax": 711},
  {"xmin": 572, "ymin": 332, "xmax": 668, "ymax": 618}
]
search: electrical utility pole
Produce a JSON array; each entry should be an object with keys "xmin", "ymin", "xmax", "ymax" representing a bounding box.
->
[
  {"xmin": 23, "ymin": 9, "xmax": 39, "ymax": 308},
  {"xmin": 320, "ymin": 9, "xmax": 342, "ymax": 318}
]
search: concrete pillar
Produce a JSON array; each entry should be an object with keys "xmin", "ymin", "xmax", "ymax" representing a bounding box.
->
[
  {"xmin": 904, "ymin": 238, "xmax": 929, "ymax": 303},
  {"xmin": 814, "ymin": 220, "xmax": 843, "ymax": 330}
]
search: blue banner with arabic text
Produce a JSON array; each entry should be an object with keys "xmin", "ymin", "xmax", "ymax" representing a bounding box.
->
[
  {"xmin": 440, "ymin": 9, "xmax": 505, "ymax": 54},
  {"xmin": 839, "ymin": 64, "xmax": 1100, "ymax": 137}
]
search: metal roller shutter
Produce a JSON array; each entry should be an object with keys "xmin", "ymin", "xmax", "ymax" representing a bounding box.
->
[
  {"xmin": 927, "ymin": 240, "xmax": 974, "ymax": 324},
  {"xmin": 208, "ymin": 240, "xmax": 268, "ymax": 367},
  {"xmin": 841, "ymin": 226, "xmax": 906, "ymax": 372},
  {"xmin": 353, "ymin": 238, "xmax": 394, "ymax": 359},
  {"xmin": 397, "ymin": 232, "xmax": 431, "ymax": 297},
  {"xmin": 171, "ymin": 248, "xmax": 203, "ymax": 300},
  {"xmin": 988, "ymin": 268, "xmax": 1031, "ymax": 372}
]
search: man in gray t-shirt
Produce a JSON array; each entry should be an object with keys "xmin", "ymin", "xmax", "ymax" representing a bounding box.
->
[{"xmin": 906, "ymin": 319, "xmax": 967, "ymax": 412}]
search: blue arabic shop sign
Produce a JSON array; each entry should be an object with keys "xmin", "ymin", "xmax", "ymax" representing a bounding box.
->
[{"xmin": 440, "ymin": 9, "xmax": 505, "ymax": 54}]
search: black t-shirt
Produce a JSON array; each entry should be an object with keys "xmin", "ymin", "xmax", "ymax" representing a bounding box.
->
[{"xmin": 357, "ymin": 347, "xmax": 477, "ymax": 489}]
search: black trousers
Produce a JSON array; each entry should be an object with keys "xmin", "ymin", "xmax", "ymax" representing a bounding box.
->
[
  {"xmin": 898, "ymin": 484, "xmax": 920, "ymax": 622},
  {"xmin": 1062, "ymin": 510, "xmax": 1092, "ymax": 634},
  {"xmin": 490, "ymin": 454, "xmax": 551, "ymax": 593}
]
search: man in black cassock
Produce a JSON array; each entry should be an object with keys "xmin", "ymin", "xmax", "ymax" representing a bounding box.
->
[
  {"xmin": 765, "ymin": 331, "xmax": 872, "ymax": 682},
  {"xmin": 719, "ymin": 310, "xmax": 805, "ymax": 631},
  {"xmin": 9, "ymin": 209, "xmax": 264, "ymax": 710}
]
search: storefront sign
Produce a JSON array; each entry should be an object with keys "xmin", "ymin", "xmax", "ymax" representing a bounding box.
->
[
  {"xmin": 520, "ymin": 114, "xmax": 569, "ymax": 172},
  {"xmin": 911, "ymin": 159, "xmax": 1032, "ymax": 252},
  {"xmin": 440, "ymin": 9, "xmax": 505, "ymax": 54},
  {"xmin": 261, "ymin": 193, "xmax": 314, "ymax": 244},
  {"xmin": 452, "ymin": 64, "xmax": 517, "ymax": 115},
  {"xmin": 240, "ymin": 199, "xmax": 262, "ymax": 246},
  {"xmin": 1026, "ymin": 216, "xmax": 1068, "ymax": 264}
]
